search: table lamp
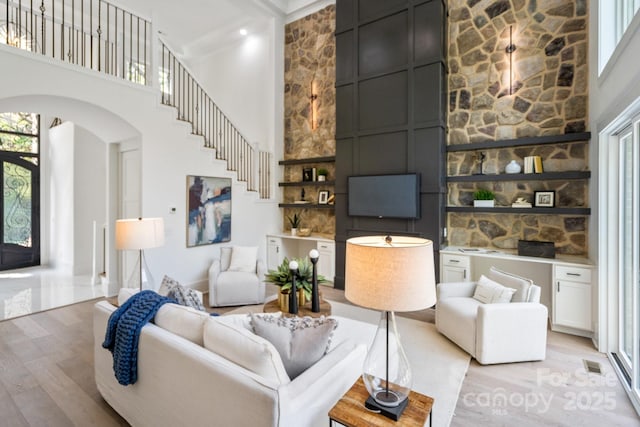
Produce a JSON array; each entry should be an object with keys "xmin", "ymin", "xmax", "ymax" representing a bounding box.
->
[
  {"xmin": 345, "ymin": 235, "xmax": 436, "ymax": 420},
  {"xmin": 115, "ymin": 217, "xmax": 165, "ymax": 290}
]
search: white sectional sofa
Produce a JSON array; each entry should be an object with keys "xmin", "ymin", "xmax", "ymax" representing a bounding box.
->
[{"xmin": 93, "ymin": 300, "xmax": 372, "ymax": 427}]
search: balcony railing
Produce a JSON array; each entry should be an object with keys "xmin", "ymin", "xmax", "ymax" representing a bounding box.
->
[
  {"xmin": 1, "ymin": 0, "xmax": 150, "ymax": 84},
  {"xmin": 1, "ymin": 0, "xmax": 273, "ymax": 199}
]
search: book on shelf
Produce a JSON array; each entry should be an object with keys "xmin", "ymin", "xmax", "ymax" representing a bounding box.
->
[{"xmin": 523, "ymin": 156, "xmax": 543, "ymax": 174}]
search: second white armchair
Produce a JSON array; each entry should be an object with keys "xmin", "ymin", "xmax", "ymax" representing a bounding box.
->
[{"xmin": 435, "ymin": 266, "xmax": 548, "ymax": 365}]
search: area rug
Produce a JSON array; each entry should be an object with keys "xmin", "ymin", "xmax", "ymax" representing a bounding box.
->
[{"xmin": 226, "ymin": 300, "xmax": 470, "ymax": 427}]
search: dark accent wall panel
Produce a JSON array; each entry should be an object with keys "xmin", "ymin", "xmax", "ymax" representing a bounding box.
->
[
  {"xmin": 358, "ymin": 72, "xmax": 408, "ymax": 130},
  {"xmin": 335, "ymin": 31, "xmax": 354, "ymax": 82},
  {"xmin": 414, "ymin": 0, "xmax": 446, "ymax": 63},
  {"xmin": 359, "ymin": 0, "xmax": 408, "ymax": 23},
  {"xmin": 334, "ymin": 0, "xmax": 447, "ymax": 289},
  {"xmin": 336, "ymin": 86, "xmax": 354, "ymax": 135},
  {"xmin": 358, "ymin": 132, "xmax": 408, "ymax": 174},
  {"xmin": 358, "ymin": 12, "xmax": 408, "ymax": 75}
]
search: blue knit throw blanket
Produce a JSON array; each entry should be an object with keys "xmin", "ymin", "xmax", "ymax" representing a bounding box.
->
[{"xmin": 102, "ymin": 290, "xmax": 174, "ymax": 385}]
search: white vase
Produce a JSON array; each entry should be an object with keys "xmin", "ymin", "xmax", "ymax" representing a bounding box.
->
[
  {"xmin": 474, "ymin": 200, "xmax": 495, "ymax": 207},
  {"xmin": 291, "ymin": 228, "xmax": 298, "ymax": 236},
  {"xmin": 318, "ymin": 175, "xmax": 326, "ymax": 182},
  {"xmin": 505, "ymin": 160, "xmax": 522, "ymax": 174}
]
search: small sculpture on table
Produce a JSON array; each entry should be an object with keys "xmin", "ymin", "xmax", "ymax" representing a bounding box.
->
[
  {"xmin": 309, "ymin": 249, "xmax": 320, "ymax": 312},
  {"xmin": 288, "ymin": 260, "xmax": 299, "ymax": 314}
]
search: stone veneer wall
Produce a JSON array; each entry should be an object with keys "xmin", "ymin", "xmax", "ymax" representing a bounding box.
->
[
  {"xmin": 283, "ymin": 5, "xmax": 336, "ymax": 236},
  {"xmin": 447, "ymin": 0, "xmax": 589, "ymax": 255}
]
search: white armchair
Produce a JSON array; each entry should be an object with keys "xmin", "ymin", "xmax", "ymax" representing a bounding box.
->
[
  {"xmin": 435, "ymin": 267, "xmax": 548, "ymax": 365},
  {"xmin": 209, "ymin": 246, "xmax": 266, "ymax": 307}
]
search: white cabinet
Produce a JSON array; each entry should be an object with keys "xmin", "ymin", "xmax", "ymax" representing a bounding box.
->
[
  {"xmin": 552, "ymin": 265, "xmax": 592, "ymax": 333},
  {"xmin": 266, "ymin": 236, "xmax": 283, "ymax": 271},
  {"xmin": 316, "ymin": 241, "xmax": 335, "ymax": 280},
  {"xmin": 440, "ymin": 253, "xmax": 470, "ymax": 282},
  {"xmin": 266, "ymin": 234, "xmax": 335, "ymax": 284}
]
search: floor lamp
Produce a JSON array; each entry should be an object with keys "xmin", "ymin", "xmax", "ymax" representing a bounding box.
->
[
  {"xmin": 345, "ymin": 235, "xmax": 436, "ymax": 421},
  {"xmin": 115, "ymin": 217, "xmax": 165, "ymax": 291}
]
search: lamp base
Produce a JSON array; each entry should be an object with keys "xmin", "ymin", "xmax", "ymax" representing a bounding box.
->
[{"xmin": 364, "ymin": 395, "xmax": 409, "ymax": 421}]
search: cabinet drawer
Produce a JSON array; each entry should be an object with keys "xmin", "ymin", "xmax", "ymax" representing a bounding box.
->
[
  {"xmin": 317, "ymin": 242, "xmax": 334, "ymax": 251},
  {"xmin": 442, "ymin": 254, "xmax": 470, "ymax": 268},
  {"xmin": 555, "ymin": 265, "xmax": 591, "ymax": 283}
]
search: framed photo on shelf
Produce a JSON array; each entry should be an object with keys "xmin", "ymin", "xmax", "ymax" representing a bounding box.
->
[
  {"xmin": 302, "ymin": 167, "xmax": 313, "ymax": 182},
  {"xmin": 534, "ymin": 191, "xmax": 555, "ymax": 208},
  {"xmin": 318, "ymin": 190, "xmax": 329, "ymax": 205}
]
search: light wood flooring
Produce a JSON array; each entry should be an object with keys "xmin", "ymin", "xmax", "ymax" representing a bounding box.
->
[{"xmin": 0, "ymin": 286, "xmax": 638, "ymax": 426}]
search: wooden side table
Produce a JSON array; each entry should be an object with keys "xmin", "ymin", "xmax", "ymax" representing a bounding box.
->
[
  {"xmin": 329, "ymin": 378, "xmax": 434, "ymax": 427},
  {"xmin": 263, "ymin": 298, "xmax": 332, "ymax": 318}
]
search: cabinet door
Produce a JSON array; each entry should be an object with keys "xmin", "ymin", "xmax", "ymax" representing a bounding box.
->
[
  {"xmin": 317, "ymin": 241, "xmax": 335, "ymax": 281},
  {"xmin": 267, "ymin": 237, "xmax": 283, "ymax": 271},
  {"xmin": 554, "ymin": 280, "xmax": 591, "ymax": 330},
  {"xmin": 442, "ymin": 265, "xmax": 468, "ymax": 283},
  {"xmin": 440, "ymin": 253, "xmax": 470, "ymax": 282}
]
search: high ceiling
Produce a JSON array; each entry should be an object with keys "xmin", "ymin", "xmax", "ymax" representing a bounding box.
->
[{"xmin": 117, "ymin": 0, "xmax": 329, "ymax": 58}]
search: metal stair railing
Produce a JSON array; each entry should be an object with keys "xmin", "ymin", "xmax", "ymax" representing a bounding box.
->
[
  {"xmin": 1, "ymin": 0, "xmax": 272, "ymax": 199},
  {"xmin": 160, "ymin": 40, "xmax": 271, "ymax": 198}
]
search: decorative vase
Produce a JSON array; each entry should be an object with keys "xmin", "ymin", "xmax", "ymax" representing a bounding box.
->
[
  {"xmin": 474, "ymin": 199, "xmax": 495, "ymax": 207},
  {"xmin": 318, "ymin": 175, "xmax": 326, "ymax": 182},
  {"xmin": 278, "ymin": 289, "xmax": 306, "ymax": 312},
  {"xmin": 278, "ymin": 291, "xmax": 289, "ymax": 311},
  {"xmin": 291, "ymin": 228, "xmax": 298, "ymax": 236},
  {"xmin": 505, "ymin": 160, "xmax": 522, "ymax": 174}
]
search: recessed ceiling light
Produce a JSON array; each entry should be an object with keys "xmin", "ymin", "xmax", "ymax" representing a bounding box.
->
[{"xmin": 239, "ymin": 28, "xmax": 248, "ymax": 36}]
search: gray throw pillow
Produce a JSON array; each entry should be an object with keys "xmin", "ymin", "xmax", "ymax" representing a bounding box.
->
[
  {"xmin": 250, "ymin": 314, "xmax": 337, "ymax": 379},
  {"xmin": 160, "ymin": 275, "xmax": 206, "ymax": 312}
]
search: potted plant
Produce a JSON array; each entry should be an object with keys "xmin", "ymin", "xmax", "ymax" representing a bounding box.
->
[
  {"xmin": 288, "ymin": 213, "xmax": 301, "ymax": 235},
  {"xmin": 317, "ymin": 168, "xmax": 329, "ymax": 182},
  {"xmin": 264, "ymin": 257, "xmax": 328, "ymax": 311},
  {"xmin": 473, "ymin": 189, "xmax": 495, "ymax": 207}
]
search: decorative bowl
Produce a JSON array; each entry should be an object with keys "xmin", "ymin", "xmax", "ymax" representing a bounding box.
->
[{"xmin": 298, "ymin": 228, "xmax": 312, "ymax": 237}]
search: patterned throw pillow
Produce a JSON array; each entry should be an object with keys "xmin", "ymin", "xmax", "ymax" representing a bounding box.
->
[
  {"xmin": 160, "ymin": 275, "xmax": 206, "ymax": 312},
  {"xmin": 250, "ymin": 313, "xmax": 337, "ymax": 379}
]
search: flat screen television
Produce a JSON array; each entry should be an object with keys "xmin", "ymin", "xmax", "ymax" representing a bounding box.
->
[{"xmin": 348, "ymin": 173, "xmax": 421, "ymax": 219}]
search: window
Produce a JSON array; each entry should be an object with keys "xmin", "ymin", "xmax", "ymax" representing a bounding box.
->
[
  {"xmin": 602, "ymin": 109, "xmax": 640, "ymax": 414},
  {"xmin": 600, "ymin": 0, "xmax": 640, "ymax": 73}
]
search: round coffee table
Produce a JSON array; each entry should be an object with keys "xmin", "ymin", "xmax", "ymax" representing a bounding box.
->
[{"xmin": 263, "ymin": 298, "xmax": 332, "ymax": 318}]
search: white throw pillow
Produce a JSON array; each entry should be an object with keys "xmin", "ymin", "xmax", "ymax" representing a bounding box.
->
[
  {"xmin": 154, "ymin": 303, "xmax": 211, "ymax": 346},
  {"xmin": 227, "ymin": 246, "xmax": 258, "ymax": 273},
  {"xmin": 473, "ymin": 275, "xmax": 517, "ymax": 304},
  {"xmin": 250, "ymin": 313, "xmax": 337, "ymax": 379},
  {"xmin": 488, "ymin": 267, "xmax": 533, "ymax": 303},
  {"xmin": 203, "ymin": 316, "xmax": 290, "ymax": 385}
]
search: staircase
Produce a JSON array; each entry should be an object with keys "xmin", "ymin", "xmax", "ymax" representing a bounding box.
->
[{"xmin": 0, "ymin": 0, "xmax": 272, "ymax": 199}]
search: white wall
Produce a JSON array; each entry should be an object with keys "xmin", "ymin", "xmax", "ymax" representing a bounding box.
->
[
  {"xmin": 48, "ymin": 122, "xmax": 75, "ymax": 273},
  {"xmin": 189, "ymin": 19, "xmax": 278, "ymax": 153},
  {"xmin": 47, "ymin": 122, "xmax": 107, "ymax": 276},
  {"xmin": 0, "ymin": 44, "xmax": 281, "ymax": 294},
  {"xmin": 73, "ymin": 126, "xmax": 107, "ymax": 275}
]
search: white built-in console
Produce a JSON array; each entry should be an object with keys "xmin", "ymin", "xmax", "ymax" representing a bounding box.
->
[
  {"xmin": 266, "ymin": 234, "xmax": 335, "ymax": 283},
  {"xmin": 440, "ymin": 247, "xmax": 595, "ymax": 338}
]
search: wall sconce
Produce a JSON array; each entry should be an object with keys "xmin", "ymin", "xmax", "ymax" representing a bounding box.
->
[
  {"xmin": 505, "ymin": 25, "xmax": 517, "ymax": 95},
  {"xmin": 310, "ymin": 79, "xmax": 319, "ymax": 130}
]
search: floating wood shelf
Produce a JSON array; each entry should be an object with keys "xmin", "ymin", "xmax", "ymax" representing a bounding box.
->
[
  {"xmin": 446, "ymin": 206, "xmax": 591, "ymax": 215},
  {"xmin": 446, "ymin": 132, "xmax": 591, "ymax": 152},
  {"xmin": 446, "ymin": 171, "xmax": 591, "ymax": 182},
  {"xmin": 278, "ymin": 156, "xmax": 335, "ymax": 165}
]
